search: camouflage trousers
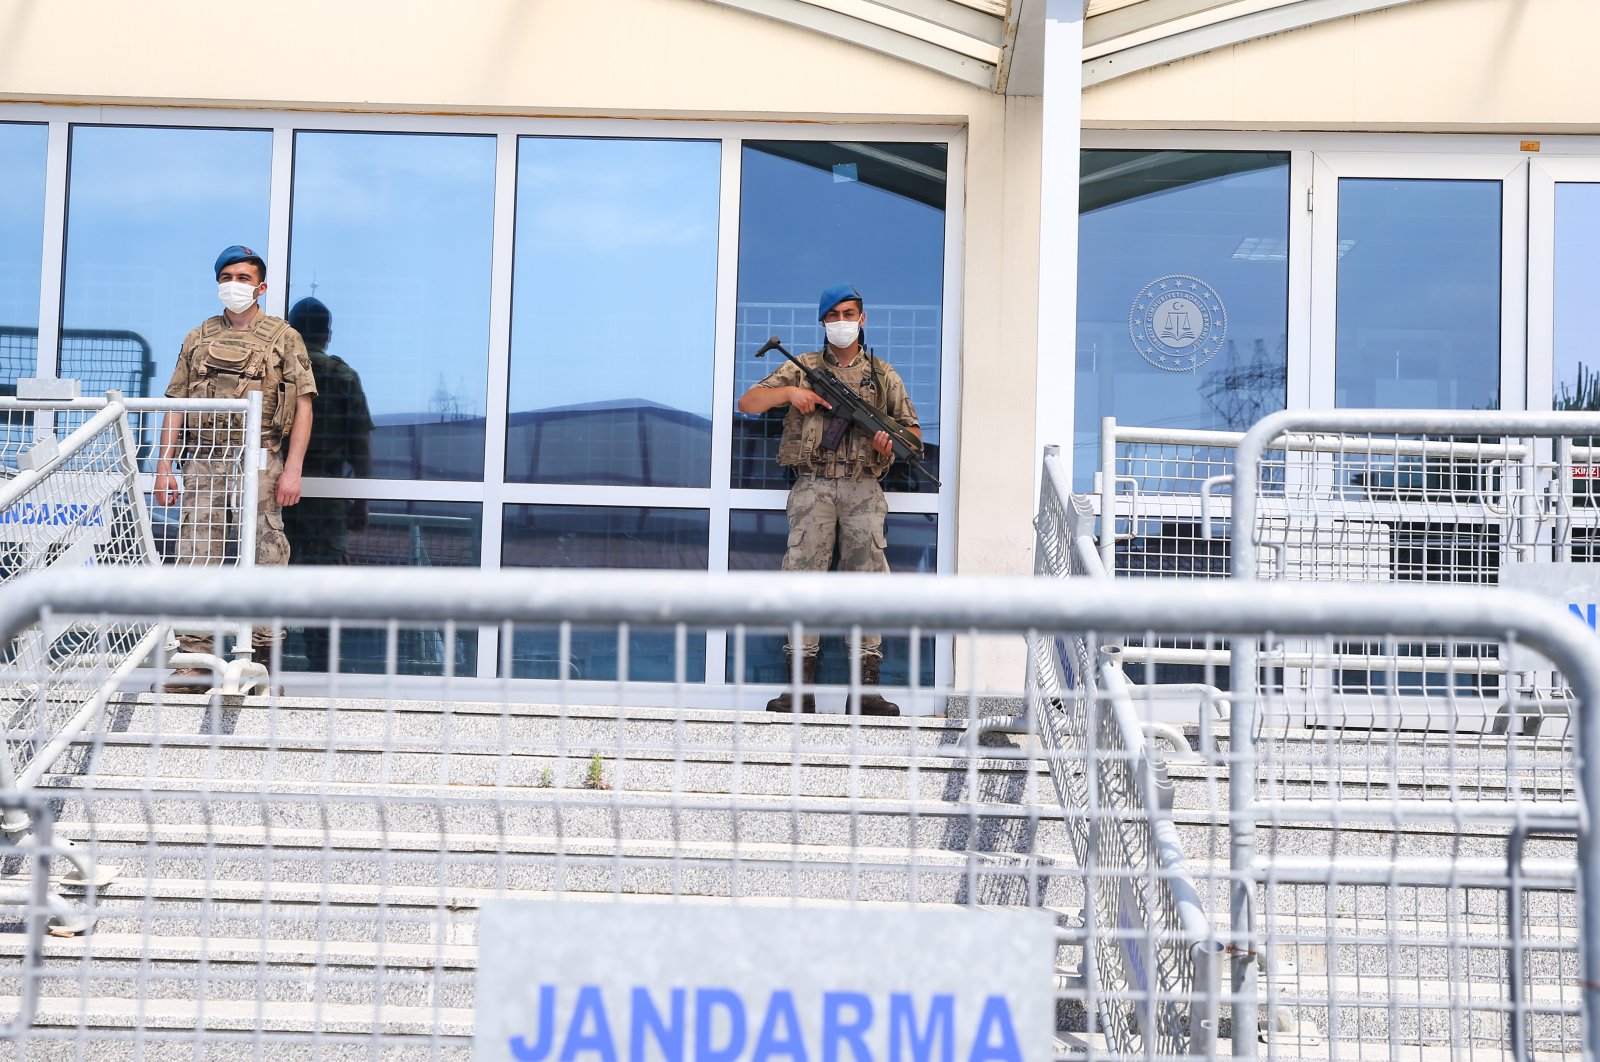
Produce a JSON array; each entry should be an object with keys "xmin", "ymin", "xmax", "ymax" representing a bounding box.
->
[
  {"xmin": 780, "ymin": 473, "xmax": 888, "ymax": 658},
  {"xmin": 176, "ymin": 449, "xmax": 288, "ymax": 653}
]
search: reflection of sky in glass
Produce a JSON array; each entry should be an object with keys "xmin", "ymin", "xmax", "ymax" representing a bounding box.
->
[
  {"xmin": 1336, "ymin": 178, "xmax": 1500, "ymax": 410},
  {"xmin": 733, "ymin": 142, "xmax": 946, "ymax": 492},
  {"xmin": 0, "ymin": 123, "xmax": 47, "ymax": 392},
  {"xmin": 1076, "ymin": 151, "xmax": 1289, "ymax": 491},
  {"xmin": 1555, "ymin": 183, "xmax": 1600, "ymax": 410},
  {"xmin": 507, "ymin": 137, "xmax": 719, "ymax": 486},
  {"xmin": 288, "ymin": 131, "xmax": 495, "ymax": 458},
  {"xmin": 0, "ymin": 123, "xmax": 47, "ymax": 341},
  {"xmin": 60, "ymin": 125, "xmax": 271, "ymax": 397}
]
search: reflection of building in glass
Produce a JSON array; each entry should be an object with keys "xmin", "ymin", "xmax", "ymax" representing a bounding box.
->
[
  {"xmin": 501, "ymin": 504, "xmax": 709, "ymax": 569},
  {"xmin": 508, "ymin": 401, "xmax": 711, "ymax": 488}
]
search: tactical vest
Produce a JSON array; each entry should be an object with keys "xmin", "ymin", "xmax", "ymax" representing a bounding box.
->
[
  {"xmin": 182, "ymin": 315, "xmax": 300, "ymax": 451},
  {"xmin": 775, "ymin": 350, "xmax": 894, "ymax": 480}
]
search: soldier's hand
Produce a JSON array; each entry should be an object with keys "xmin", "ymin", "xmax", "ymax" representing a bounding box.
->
[
  {"xmin": 154, "ymin": 471, "xmax": 180, "ymax": 507},
  {"xmin": 788, "ymin": 387, "xmax": 832, "ymax": 415},
  {"xmin": 277, "ymin": 468, "xmax": 303, "ymax": 507},
  {"xmin": 872, "ymin": 431, "xmax": 894, "ymax": 456}
]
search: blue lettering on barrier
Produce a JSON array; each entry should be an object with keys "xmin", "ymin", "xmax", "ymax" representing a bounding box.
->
[
  {"xmin": 0, "ymin": 502, "xmax": 106, "ymax": 528},
  {"xmin": 967, "ymin": 997, "xmax": 1022, "ymax": 1062},
  {"xmin": 504, "ymin": 988, "xmax": 1022, "ymax": 1062},
  {"xmin": 822, "ymin": 992, "xmax": 873, "ymax": 1062},
  {"xmin": 889, "ymin": 994, "xmax": 952, "ymax": 1062},
  {"xmin": 509, "ymin": 985, "xmax": 556, "ymax": 1061},
  {"xmin": 695, "ymin": 988, "xmax": 746, "ymax": 1062},
  {"xmin": 1569, "ymin": 602, "xmax": 1598, "ymax": 631},
  {"xmin": 561, "ymin": 986, "xmax": 617, "ymax": 1061},
  {"xmin": 632, "ymin": 987, "xmax": 685, "ymax": 1062},
  {"xmin": 752, "ymin": 990, "xmax": 808, "ymax": 1062}
]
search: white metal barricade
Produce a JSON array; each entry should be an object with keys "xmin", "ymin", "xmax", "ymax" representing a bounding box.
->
[
  {"xmin": 1033, "ymin": 448, "xmax": 1224, "ymax": 1058},
  {"xmin": 0, "ymin": 393, "xmax": 262, "ymax": 573},
  {"xmin": 1099, "ymin": 411, "xmax": 1600, "ymax": 589},
  {"xmin": 0, "ymin": 566, "xmax": 1592, "ymax": 1061},
  {"xmin": 0, "ymin": 392, "xmax": 265, "ymax": 933}
]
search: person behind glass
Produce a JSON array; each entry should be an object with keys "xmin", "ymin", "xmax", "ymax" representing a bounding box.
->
[
  {"xmin": 736, "ymin": 283, "xmax": 921, "ymax": 716},
  {"xmin": 155, "ymin": 245, "xmax": 318, "ymax": 689},
  {"xmin": 282, "ymin": 296, "xmax": 374, "ymax": 672}
]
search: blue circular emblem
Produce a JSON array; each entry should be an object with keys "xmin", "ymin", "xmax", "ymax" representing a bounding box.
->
[{"xmin": 1128, "ymin": 275, "xmax": 1228, "ymax": 372}]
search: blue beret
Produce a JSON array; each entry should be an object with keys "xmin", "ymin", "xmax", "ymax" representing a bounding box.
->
[
  {"xmin": 818, "ymin": 284, "xmax": 863, "ymax": 321},
  {"xmin": 214, "ymin": 244, "xmax": 266, "ymax": 280}
]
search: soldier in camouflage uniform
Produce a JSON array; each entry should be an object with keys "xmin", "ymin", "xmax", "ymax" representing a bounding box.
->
[
  {"xmin": 155, "ymin": 245, "xmax": 318, "ymax": 687},
  {"xmin": 736, "ymin": 284, "xmax": 921, "ymax": 716}
]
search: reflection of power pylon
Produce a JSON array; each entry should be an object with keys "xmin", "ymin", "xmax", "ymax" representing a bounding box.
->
[
  {"xmin": 1557, "ymin": 362, "xmax": 1600, "ymax": 412},
  {"xmin": 1201, "ymin": 335, "xmax": 1287, "ymax": 431}
]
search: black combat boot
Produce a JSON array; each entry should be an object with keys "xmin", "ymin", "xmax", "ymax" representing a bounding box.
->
[
  {"xmin": 766, "ymin": 653, "xmax": 817, "ymax": 713},
  {"xmin": 853, "ymin": 655, "xmax": 900, "ymax": 717}
]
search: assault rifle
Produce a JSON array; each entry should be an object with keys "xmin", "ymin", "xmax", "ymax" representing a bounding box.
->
[{"xmin": 754, "ymin": 336, "xmax": 940, "ymax": 486}]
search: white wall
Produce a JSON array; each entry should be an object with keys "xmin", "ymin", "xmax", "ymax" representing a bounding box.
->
[{"xmin": 1083, "ymin": 0, "xmax": 1600, "ymax": 132}]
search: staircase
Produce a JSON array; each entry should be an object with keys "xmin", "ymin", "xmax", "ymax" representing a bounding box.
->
[
  {"xmin": 2, "ymin": 695, "xmax": 1077, "ymax": 1061},
  {"xmin": 2, "ymin": 695, "xmax": 1583, "ymax": 1059}
]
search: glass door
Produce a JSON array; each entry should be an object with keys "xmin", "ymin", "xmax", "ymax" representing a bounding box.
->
[
  {"xmin": 1309, "ymin": 153, "xmax": 1527, "ymax": 412},
  {"xmin": 1529, "ymin": 157, "xmax": 1600, "ymax": 414}
]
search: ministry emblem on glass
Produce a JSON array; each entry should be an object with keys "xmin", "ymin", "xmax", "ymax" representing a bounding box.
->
[{"xmin": 1129, "ymin": 275, "xmax": 1228, "ymax": 372}]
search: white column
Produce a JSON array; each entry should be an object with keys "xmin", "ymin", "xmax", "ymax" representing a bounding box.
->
[{"xmin": 1034, "ymin": 0, "xmax": 1085, "ymax": 494}]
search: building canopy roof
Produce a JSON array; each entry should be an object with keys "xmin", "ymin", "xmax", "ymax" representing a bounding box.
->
[
  {"xmin": 1084, "ymin": 0, "xmax": 1426, "ymax": 86},
  {"xmin": 706, "ymin": 0, "xmax": 1427, "ymax": 93}
]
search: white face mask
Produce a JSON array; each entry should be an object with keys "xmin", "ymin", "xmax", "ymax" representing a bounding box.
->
[
  {"xmin": 218, "ymin": 281, "xmax": 260, "ymax": 314},
  {"xmin": 824, "ymin": 319, "xmax": 860, "ymax": 348}
]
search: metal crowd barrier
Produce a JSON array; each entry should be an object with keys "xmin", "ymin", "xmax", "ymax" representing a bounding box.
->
[
  {"xmin": 0, "ymin": 392, "xmax": 264, "ymax": 932},
  {"xmin": 1031, "ymin": 446, "xmax": 1222, "ymax": 1057},
  {"xmin": 1099, "ymin": 411, "xmax": 1600, "ymax": 585},
  {"xmin": 0, "ymin": 566, "xmax": 1592, "ymax": 1060},
  {"xmin": 1217, "ymin": 411, "xmax": 1600, "ymax": 1058}
]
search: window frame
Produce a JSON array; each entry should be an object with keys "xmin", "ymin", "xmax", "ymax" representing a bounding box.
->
[{"xmin": 2, "ymin": 102, "xmax": 964, "ymax": 704}]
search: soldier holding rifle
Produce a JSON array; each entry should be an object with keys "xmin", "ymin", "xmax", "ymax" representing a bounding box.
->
[{"xmin": 736, "ymin": 284, "xmax": 923, "ymax": 716}]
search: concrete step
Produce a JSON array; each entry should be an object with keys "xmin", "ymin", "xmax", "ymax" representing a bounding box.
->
[
  {"xmin": 3, "ymin": 993, "xmax": 474, "ymax": 1039},
  {"xmin": 0, "ymin": 1031, "xmax": 468, "ymax": 1062},
  {"xmin": 63, "ymin": 743, "xmax": 1052, "ymax": 803},
  {"xmin": 11, "ymin": 870, "xmax": 1577, "ymax": 985},
  {"xmin": 1, "ymin": 893, "xmax": 1085, "ymax": 1010},
  {"xmin": 1268, "ymin": 972, "xmax": 1580, "ymax": 1046},
  {"xmin": 112, "ymin": 694, "xmax": 994, "ymax": 752},
  {"xmin": 33, "ymin": 822, "xmax": 1077, "ymax": 908},
  {"xmin": 36, "ymin": 780, "xmax": 1072, "ymax": 854},
  {"xmin": 1165, "ymin": 761, "xmax": 1577, "ymax": 809}
]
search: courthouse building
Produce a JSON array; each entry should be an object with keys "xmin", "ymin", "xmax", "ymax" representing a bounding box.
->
[{"xmin": 0, "ymin": 0, "xmax": 1592, "ymax": 704}]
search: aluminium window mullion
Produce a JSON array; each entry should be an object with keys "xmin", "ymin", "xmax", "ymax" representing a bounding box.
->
[{"xmin": 475, "ymin": 130, "xmax": 521, "ymax": 679}]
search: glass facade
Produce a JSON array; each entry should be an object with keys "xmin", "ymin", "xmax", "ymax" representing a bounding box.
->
[
  {"xmin": 0, "ymin": 122, "xmax": 47, "ymax": 391},
  {"xmin": 283, "ymin": 500, "xmax": 483, "ymax": 675},
  {"xmin": 60, "ymin": 125, "xmax": 271, "ymax": 396},
  {"xmin": 288, "ymin": 131, "xmax": 496, "ymax": 481},
  {"xmin": 733, "ymin": 141, "xmax": 946, "ymax": 493},
  {"xmin": 508, "ymin": 137, "xmax": 720, "ymax": 487},
  {"xmin": 502, "ymin": 504, "xmax": 711, "ymax": 682},
  {"xmin": 1076, "ymin": 150, "xmax": 1290, "ymax": 491},
  {"xmin": 1335, "ymin": 178, "xmax": 1501, "ymax": 410},
  {"xmin": 4, "ymin": 110, "xmax": 956, "ymax": 688}
]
